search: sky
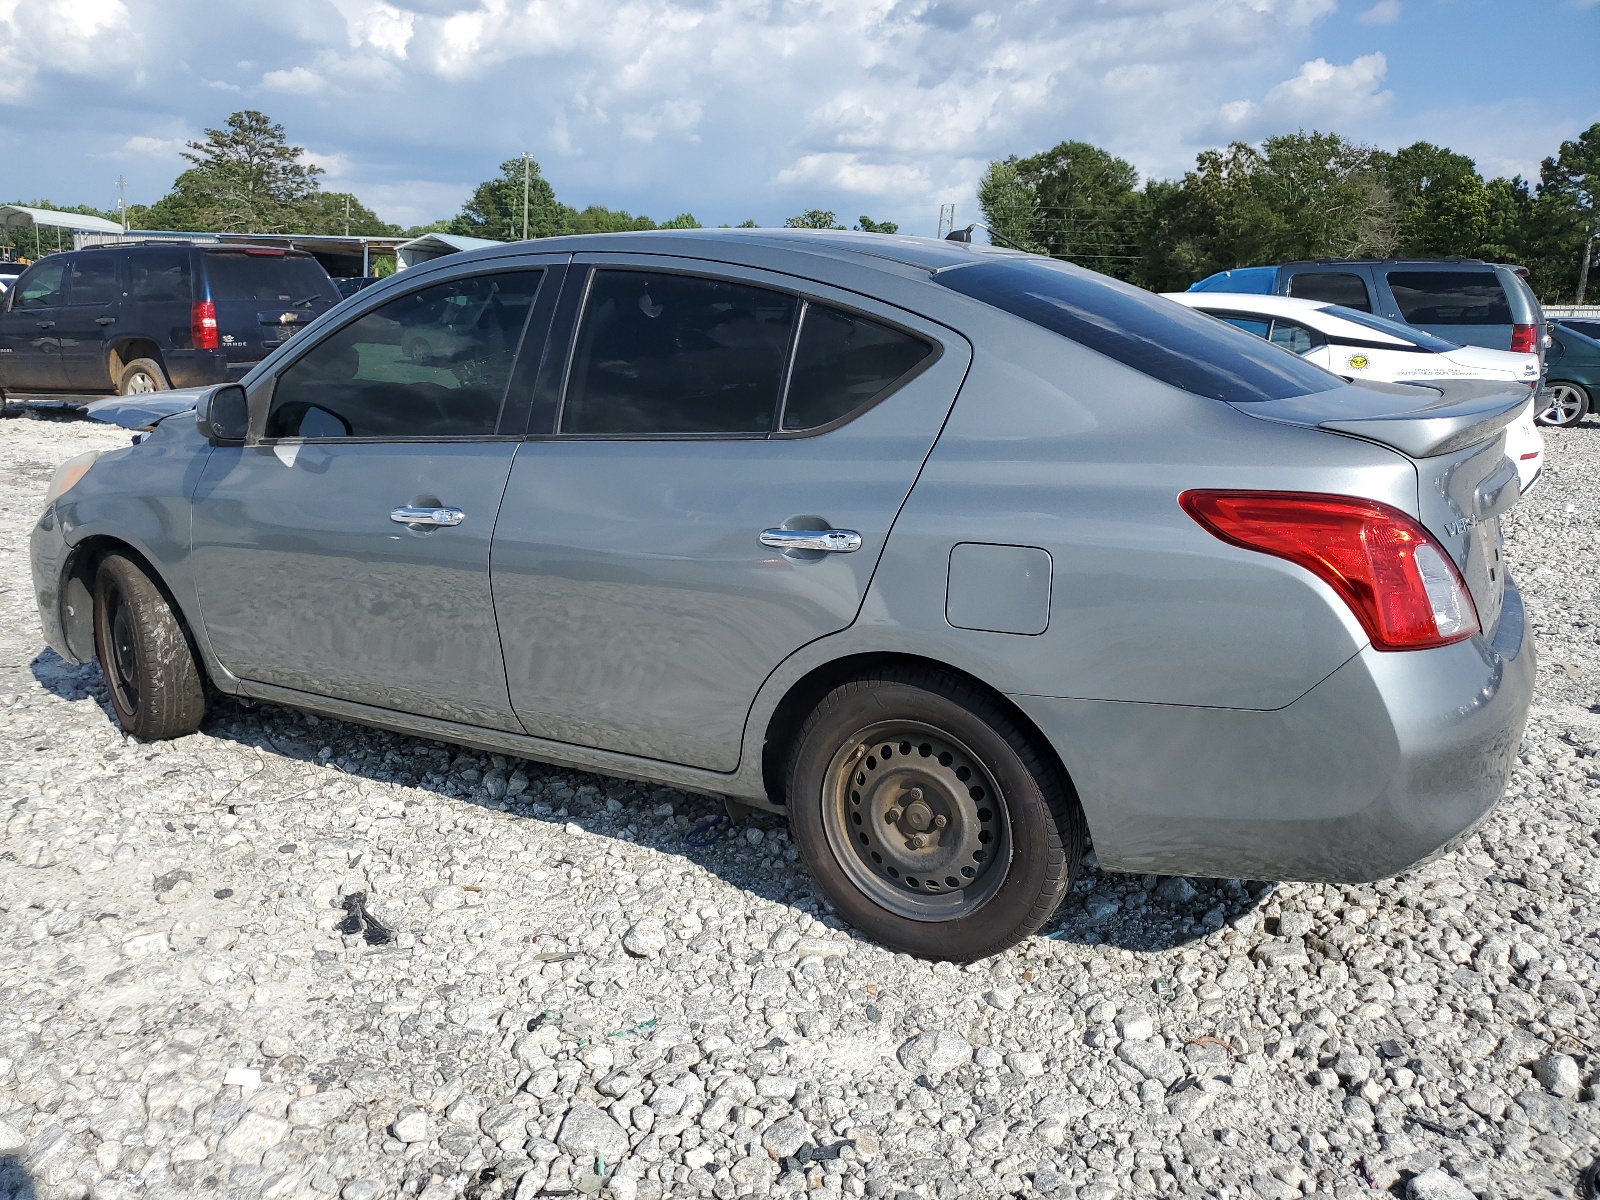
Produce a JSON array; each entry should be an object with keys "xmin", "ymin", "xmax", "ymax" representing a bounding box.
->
[{"xmin": 2, "ymin": 0, "xmax": 1597, "ymax": 235}]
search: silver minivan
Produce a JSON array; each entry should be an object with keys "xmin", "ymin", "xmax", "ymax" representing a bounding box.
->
[{"xmin": 32, "ymin": 231, "xmax": 1535, "ymax": 960}]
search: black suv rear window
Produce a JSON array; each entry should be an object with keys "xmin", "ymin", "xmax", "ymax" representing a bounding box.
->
[
  {"xmin": 1386, "ymin": 271, "xmax": 1510, "ymax": 325},
  {"xmin": 204, "ymin": 252, "xmax": 338, "ymax": 305},
  {"xmin": 936, "ymin": 258, "xmax": 1339, "ymax": 403}
]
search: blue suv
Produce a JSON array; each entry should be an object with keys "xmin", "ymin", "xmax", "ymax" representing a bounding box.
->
[{"xmin": 0, "ymin": 242, "xmax": 339, "ymax": 398}]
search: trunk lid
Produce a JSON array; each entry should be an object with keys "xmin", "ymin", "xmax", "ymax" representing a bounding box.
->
[{"xmin": 1233, "ymin": 378, "xmax": 1527, "ymax": 633}]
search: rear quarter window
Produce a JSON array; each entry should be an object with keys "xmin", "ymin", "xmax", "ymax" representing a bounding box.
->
[
  {"xmin": 127, "ymin": 252, "xmax": 193, "ymax": 303},
  {"xmin": 1386, "ymin": 271, "xmax": 1510, "ymax": 325},
  {"xmin": 937, "ymin": 258, "xmax": 1339, "ymax": 403},
  {"xmin": 204, "ymin": 252, "xmax": 338, "ymax": 305},
  {"xmin": 1287, "ymin": 272, "xmax": 1372, "ymax": 312}
]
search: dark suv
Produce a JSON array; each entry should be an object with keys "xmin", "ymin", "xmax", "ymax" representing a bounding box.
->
[
  {"xmin": 0, "ymin": 243, "xmax": 340, "ymax": 397},
  {"xmin": 1188, "ymin": 258, "xmax": 1544, "ymax": 356}
]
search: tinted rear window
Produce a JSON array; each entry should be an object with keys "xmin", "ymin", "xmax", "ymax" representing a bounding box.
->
[
  {"xmin": 204, "ymin": 252, "xmax": 338, "ymax": 305},
  {"xmin": 1321, "ymin": 306, "xmax": 1458, "ymax": 351},
  {"xmin": 936, "ymin": 258, "xmax": 1339, "ymax": 403},
  {"xmin": 1387, "ymin": 271, "xmax": 1510, "ymax": 325},
  {"xmin": 1287, "ymin": 272, "xmax": 1371, "ymax": 312},
  {"xmin": 781, "ymin": 304, "xmax": 933, "ymax": 431},
  {"xmin": 128, "ymin": 252, "xmax": 192, "ymax": 303}
]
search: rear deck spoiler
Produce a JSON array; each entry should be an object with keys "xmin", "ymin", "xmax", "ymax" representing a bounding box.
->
[
  {"xmin": 1318, "ymin": 380, "xmax": 1532, "ymax": 459},
  {"xmin": 1234, "ymin": 378, "xmax": 1532, "ymax": 460}
]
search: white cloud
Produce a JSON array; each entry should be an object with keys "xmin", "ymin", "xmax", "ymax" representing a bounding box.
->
[
  {"xmin": 116, "ymin": 135, "xmax": 189, "ymax": 160},
  {"xmin": 330, "ymin": 0, "xmax": 416, "ymax": 57},
  {"xmin": 1358, "ymin": 0, "xmax": 1401, "ymax": 24},
  {"xmin": 1262, "ymin": 52, "xmax": 1392, "ymax": 119},
  {"xmin": 261, "ymin": 65, "xmax": 326, "ymax": 94},
  {"xmin": 0, "ymin": 0, "xmax": 135, "ymax": 98}
]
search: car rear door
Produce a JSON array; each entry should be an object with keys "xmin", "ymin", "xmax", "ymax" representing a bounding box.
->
[
  {"xmin": 489, "ymin": 256, "xmax": 970, "ymax": 772},
  {"xmin": 1280, "ymin": 266, "xmax": 1377, "ymax": 313},
  {"xmin": 189, "ymin": 261, "xmax": 560, "ymax": 730},
  {"xmin": 57, "ymin": 252, "xmax": 121, "ymax": 392},
  {"xmin": 0, "ymin": 258, "xmax": 68, "ymax": 391}
]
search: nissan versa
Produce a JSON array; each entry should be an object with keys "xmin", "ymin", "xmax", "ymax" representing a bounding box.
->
[{"xmin": 30, "ymin": 230, "xmax": 1535, "ymax": 961}]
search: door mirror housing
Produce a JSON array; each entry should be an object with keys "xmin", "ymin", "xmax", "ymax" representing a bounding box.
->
[{"xmin": 196, "ymin": 384, "xmax": 248, "ymax": 445}]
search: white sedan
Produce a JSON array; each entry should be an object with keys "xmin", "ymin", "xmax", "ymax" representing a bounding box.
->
[{"xmin": 1166, "ymin": 291, "xmax": 1543, "ymax": 492}]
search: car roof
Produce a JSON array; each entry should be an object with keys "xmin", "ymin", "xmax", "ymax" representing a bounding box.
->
[{"xmin": 419, "ymin": 227, "xmax": 1026, "ymax": 279}]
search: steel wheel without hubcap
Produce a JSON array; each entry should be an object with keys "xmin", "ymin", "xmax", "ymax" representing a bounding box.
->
[
  {"xmin": 1537, "ymin": 383, "xmax": 1588, "ymax": 427},
  {"xmin": 124, "ymin": 371, "xmax": 157, "ymax": 394},
  {"xmin": 822, "ymin": 720, "xmax": 1011, "ymax": 921},
  {"xmin": 96, "ymin": 579, "xmax": 141, "ymax": 715}
]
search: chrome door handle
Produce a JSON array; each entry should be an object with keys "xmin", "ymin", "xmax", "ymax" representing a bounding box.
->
[
  {"xmin": 759, "ymin": 528, "xmax": 862, "ymax": 553},
  {"xmin": 95, "ymin": 316, "xmax": 116, "ymax": 326},
  {"xmin": 35, "ymin": 321, "xmax": 54, "ymax": 329},
  {"xmin": 390, "ymin": 505, "xmax": 465, "ymax": 527}
]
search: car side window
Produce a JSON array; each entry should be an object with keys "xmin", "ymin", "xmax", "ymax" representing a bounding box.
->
[
  {"xmin": 781, "ymin": 303, "xmax": 934, "ymax": 431},
  {"xmin": 1214, "ymin": 314, "xmax": 1270, "ymax": 339},
  {"xmin": 1287, "ymin": 272, "xmax": 1371, "ymax": 312},
  {"xmin": 12, "ymin": 260, "xmax": 65, "ymax": 310},
  {"xmin": 561, "ymin": 270, "xmax": 797, "ymax": 435},
  {"xmin": 1385, "ymin": 271, "xmax": 1510, "ymax": 325},
  {"xmin": 128, "ymin": 253, "xmax": 193, "ymax": 303},
  {"xmin": 67, "ymin": 256, "xmax": 118, "ymax": 307},
  {"xmin": 1269, "ymin": 320, "xmax": 1319, "ymax": 355},
  {"xmin": 266, "ymin": 270, "xmax": 544, "ymax": 440}
]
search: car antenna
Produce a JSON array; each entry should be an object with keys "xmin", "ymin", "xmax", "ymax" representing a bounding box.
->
[{"xmin": 944, "ymin": 223, "xmax": 1032, "ymax": 253}]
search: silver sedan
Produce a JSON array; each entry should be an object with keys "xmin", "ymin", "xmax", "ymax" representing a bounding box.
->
[{"xmin": 31, "ymin": 231, "xmax": 1535, "ymax": 960}]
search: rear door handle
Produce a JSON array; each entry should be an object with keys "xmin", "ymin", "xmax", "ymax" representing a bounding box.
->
[
  {"xmin": 391, "ymin": 505, "xmax": 465, "ymax": 527},
  {"xmin": 95, "ymin": 316, "xmax": 116, "ymax": 326},
  {"xmin": 759, "ymin": 528, "xmax": 862, "ymax": 553},
  {"xmin": 35, "ymin": 321, "xmax": 54, "ymax": 329}
]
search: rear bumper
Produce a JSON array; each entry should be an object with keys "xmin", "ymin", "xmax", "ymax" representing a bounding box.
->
[
  {"xmin": 1013, "ymin": 578, "xmax": 1534, "ymax": 882},
  {"xmin": 163, "ymin": 350, "xmax": 254, "ymax": 390}
]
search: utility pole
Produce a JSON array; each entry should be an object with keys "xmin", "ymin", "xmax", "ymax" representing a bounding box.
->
[
  {"xmin": 117, "ymin": 175, "xmax": 127, "ymax": 236},
  {"xmin": 344, "ymin": 194, "xmax": 351, "ymax": 237},
  {"xmin": 521, "ymin": 152, "xmax": 531, "ymax": 241},
  {"xmin": 937, "ymin": 203, "xmax": 955, "ymax": 239}
]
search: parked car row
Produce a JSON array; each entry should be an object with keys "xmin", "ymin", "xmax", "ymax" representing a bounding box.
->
[
  {"xmin": 34, "ymin": 230, "xmax": 1534, "ymax": 960},
  {"xmin": 0, "ymin": 242, "xmax": 340, "ymax": 397},
  {"xmin": 1165, "ymin": 291, "xmax": 1544, "ymax": 490}
]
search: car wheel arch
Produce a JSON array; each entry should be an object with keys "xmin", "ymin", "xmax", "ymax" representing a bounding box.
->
[
  {"xmin": 108, "ymin": 338, "xmax": 164, "ymax": 381},
  {"xmin": 758, "ymin": 650, "xmax": 1075, "ymax": 817},
  {"xmin": 61, "ymin": 536, "xmax": 207, "ymax": 682}
]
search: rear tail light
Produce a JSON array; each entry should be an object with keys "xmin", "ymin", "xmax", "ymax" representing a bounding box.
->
[
  {"xmin": 191, "ymin": 300, "xmax": 218, "ymax": 350},
  {"xmin": 1510, "ymin": 323, "xmax": 1538, "ymax": 354},
  {"xmin": 1180, "ymin": 491, "xmax": 1479, "ymax": 650}
]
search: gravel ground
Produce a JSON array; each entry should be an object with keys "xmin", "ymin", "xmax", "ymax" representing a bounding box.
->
[{"xmin": 0, "ymin": 413, "xmax": 1596, "ymax": 1200}]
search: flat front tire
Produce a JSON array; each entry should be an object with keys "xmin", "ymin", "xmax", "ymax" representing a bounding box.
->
[
  {"xmin": 785, "ymin": 667, "xmax": 1084, "ymax": 961},
  {"xmin": 92, "ymin": 554, "xmax": 205, "ymax": 740}
]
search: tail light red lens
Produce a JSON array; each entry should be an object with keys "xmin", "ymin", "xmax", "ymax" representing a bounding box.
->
[
  {"xmin": 1180, "ymin": 491, "xmax": 1480, "ymax": 651},
  {"xmin": 191, "ymin": 300, "xmax": 218, "ymax": 350},
  {"xmin": 1510, "ymin": 323, "xmax": 1538, "ymax": 354}
]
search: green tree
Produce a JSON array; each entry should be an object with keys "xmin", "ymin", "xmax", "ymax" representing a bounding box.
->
[
  {"xmin": 784, "ymin": 209, "xmax": 844, "ymax": 229},
  {"xmin": 1535, "ymin": 123, "xmax": 1600, "ymax": 301},
  {"xmin": 143, "ymin": 110, "xmax": 323, "ymax": 234},
  {"xmin": 854, "ymin": 215, "xmax": 898, "ymax": 233},
  {"xmin": 311, "ymin": 192, "xmax": 401, "ymax": 237},
  {"xmin": 1009, "ymin": 141, "xmax": 1146, "ymax": 279},
  {"xmin": 977, "ymin": 159, "xmax": 1042, "ymax": 252},
  {"xmin": 449, "ymin": 157, "xmax": 565, "ymax": 241}
]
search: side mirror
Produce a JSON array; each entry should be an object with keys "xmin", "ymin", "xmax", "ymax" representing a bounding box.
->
[{"xmin": 196, "ymin": 383, "xmax": 248, "ymax": 445}]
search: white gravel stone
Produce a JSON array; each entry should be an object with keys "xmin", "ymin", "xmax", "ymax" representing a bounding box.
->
[
  {"xmin": 1407, "ymin": 1168, "xmax": 1476, "ymax": 1200},
  {"xmin": 1, "ymin": 416, "xmax": 1596, "ymax": 1200},
  {"xmin": 896, "ymin": 1030, "xmax": 972, "ymax": 1077},
  {"xmin": 393, "ymin": 1110, "xmax": 429, "ymax": 1143}
]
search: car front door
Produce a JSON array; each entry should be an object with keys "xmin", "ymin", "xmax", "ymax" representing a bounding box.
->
[
  {"xmin": 0, "ymin": 258, "xmax": 68, "ymax": 391},
  {"xmin": 57, "ymin": 253, "xmax": 121, "ymax": 392},
  {"xmin": 490, "ymin": 258, "xmax": 971, "ymax": 772},
  {"xmin": 189, "ymin": 262, "xmax": 559, "ymax": 730}
]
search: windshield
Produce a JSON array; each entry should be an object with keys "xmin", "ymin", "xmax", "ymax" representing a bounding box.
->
[
  {"xmin": 936, "ymin": 258, "xmax": 1340, "ymax": 403},
  {"xmin": 1319, "ymin": 306, "xmax": 1459, "ymax": 352},
  {"xmin": 204, "ymin": 252, "xmax": 338, "ymax": 305}
]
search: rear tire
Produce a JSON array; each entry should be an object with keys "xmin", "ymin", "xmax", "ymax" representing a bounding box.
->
[
  {"xmin": 93, "ymin": 554, "xmax": 205, "ymax": 740},
  {"xmin": 117, "ymin": 358, "xmax": 169, "ymax": 396},
  {"xmin": 784, "ymin": 666, "xmax": 1084, "ymax": 961},
  {"xmin": 1536, "ymin": 382, "xmax": 1588, "ymax": 427}
]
